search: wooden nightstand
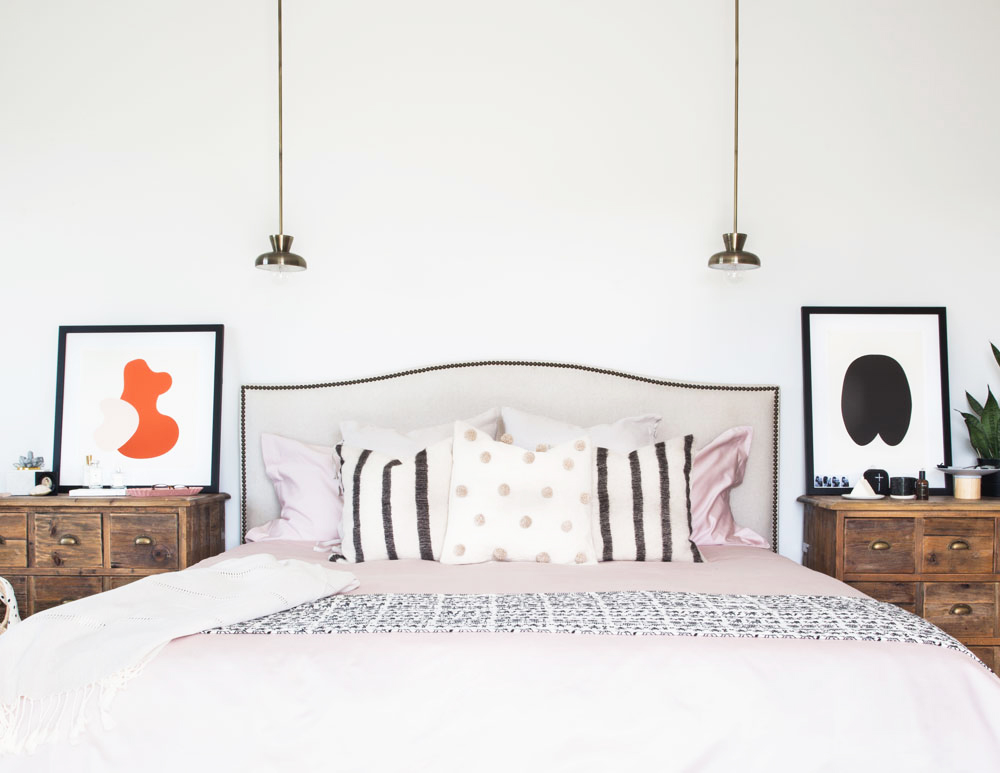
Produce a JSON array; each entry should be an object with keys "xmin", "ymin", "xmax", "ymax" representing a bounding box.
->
[
  {"xmin": 799, "ymin": 495, "xmax": 1000, "ymax": 671},
  {"xmin": 0, "ymin": 492, "xmax": 228, "ymax": 618}
]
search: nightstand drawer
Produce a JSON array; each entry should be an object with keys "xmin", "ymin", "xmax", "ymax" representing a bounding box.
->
[
  {"xmin": 845, "ymin": 518, "xmax": 916, "ymax": 574},
  {"xmin": 31, "ymin": 576, "xmax": 103, "ymax": 614},
  {"xmin": 968, "ymin": 646, "xmax": 997, "ymax": 673},
  {"xmin": 1, "ymin": 575, "xmax": 27, "ymax": 618},
  {"xmin": 924, "ymin": 582, "xmax": 997, "ymax": 639},
  {"xmin": 0, "ymin": 514, "xmax": 28, "ymax": 568},
  {"xmin": 0, "ymin": 540, "xmax": 28, "ymax": 568},
  {"xmin": 921, "ymin": 518, "xmax": 995, "ymax": 574},
  {"xmin": 109, "ymin": 514, "xmax": 178, "ymax": 570},
  {"xmin": 34, "ymin": 513, "xmax": 103, "ymax": 568},
  {"xmin": 848, "ymin": 582, "xmax": 918, "ymax": 613},
  {"xmin": 0, "ymin": 513, "xmax": 27, "ymax": 540},
  {"xmin": 108, "ymin": 576, "xmax": 144, "ymax": 590}
]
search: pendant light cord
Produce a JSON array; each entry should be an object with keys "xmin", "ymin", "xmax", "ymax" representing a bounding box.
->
[
  {"xmin": 706, "ymin": 0, "xmax": 759, "ymax": 270},
  {"xmin": 278, "ymin": 0, "xmax": 284, "ymax": 235},
  {"xmin": 733, "ymin": 0, "xmax": 739, "ymax": 235},
  {"xmin": 254, "ymin": 0, "xmax": 306, "ymax": 272}
]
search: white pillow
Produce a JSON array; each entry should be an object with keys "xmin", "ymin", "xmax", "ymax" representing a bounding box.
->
[
  {"xmin": 338, "ymin": 437, "xmax": 453, "ymax": 562},
  {"xmin": 441, "ymin": 421, "xmax": 597, "ymax": 565},
  {"xmin": 499, "ymin": 407, "xmax": 659, "ymax": 454},
  {"xmin": 341, "ymin": 408, "xmax": 499, "ymax": 458},
  {"xmin": 594, "ymin": 434, "xmax": 702, "ymax": 563}
]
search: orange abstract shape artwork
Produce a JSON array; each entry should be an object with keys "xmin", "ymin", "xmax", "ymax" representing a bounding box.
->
[{"xmin": 116, "ymin": 359, "xmax": 179, "ymax": 459}]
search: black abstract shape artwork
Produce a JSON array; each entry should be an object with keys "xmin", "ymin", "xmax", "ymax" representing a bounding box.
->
[{"xmin": 841, "ymin": 354, "xmax": 912, "ymax": 446}]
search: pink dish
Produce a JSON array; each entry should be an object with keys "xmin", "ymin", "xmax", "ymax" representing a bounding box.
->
[{"xmin": 127, "ymin": 487, "xmax": 203, "ymax": 497}]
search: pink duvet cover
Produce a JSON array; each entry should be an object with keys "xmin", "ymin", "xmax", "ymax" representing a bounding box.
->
[{"xmin": 8, "ymin": 543, "xmax": 1000, "ymax": 772}]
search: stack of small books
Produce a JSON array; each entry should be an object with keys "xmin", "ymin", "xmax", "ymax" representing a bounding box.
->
[{"xmin": 67, "ymin": 488, "xmax": 128, "ymax": 497}]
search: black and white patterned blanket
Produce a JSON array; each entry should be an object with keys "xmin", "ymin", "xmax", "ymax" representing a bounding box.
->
[{"xmin": 205, "ymin": 590, "xmax": 982, "ymax": 665}]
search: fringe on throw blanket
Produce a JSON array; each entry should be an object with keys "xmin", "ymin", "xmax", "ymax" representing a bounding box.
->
[
  {"xmin": 0, "ymin": 646, "xmax": 162, "ymax": 755},
  {"xmin": 0, "ymin": 555, "xmax": 358, "ymax": 756}
]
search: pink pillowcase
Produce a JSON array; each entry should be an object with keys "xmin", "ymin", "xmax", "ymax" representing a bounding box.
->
[
  {"xmin": 245, "ymin": 434, "xmax": 342, "ymax": 543},
  {"xmin": 689, "ymin": 426, "xmax": 769, "ymax": 548}
]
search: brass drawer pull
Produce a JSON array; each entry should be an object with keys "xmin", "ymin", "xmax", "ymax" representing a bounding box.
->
[
  {"xmin": 58, "ymin": 535, "xmax": 79, "ymax": 546},
  {"xmin": 134, "ymin": 536, "xmax": 153, "ymax": 546},
  {"xmin": 949, "ymin": 603, "xmax": 973, "ymax": 616},
  {"xmin": 948, "ymin": 539, "xmax": 970, "ymax": 551},
  {"xmin": 870, "ymin": 540, "xmax": 891, "ymax": 551}
]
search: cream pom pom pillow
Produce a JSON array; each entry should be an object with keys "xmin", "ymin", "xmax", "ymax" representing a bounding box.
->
[{"xmin": 440, "ymin": 421, "xmax": 597, "ymax": 565}]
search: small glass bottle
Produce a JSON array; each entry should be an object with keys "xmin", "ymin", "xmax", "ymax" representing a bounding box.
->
[
  {"xmin": 87, "ymin": 458, "xmax": 103, "ymax": 489},
  {"xmin": 915, "ymin": 470, "xmax": 929, "ymax": 500}
]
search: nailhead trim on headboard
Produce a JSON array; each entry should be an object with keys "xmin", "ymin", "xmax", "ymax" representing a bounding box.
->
[{"xmin": 240, "ymin": 361, "xmax": 780, "ymax": 551}]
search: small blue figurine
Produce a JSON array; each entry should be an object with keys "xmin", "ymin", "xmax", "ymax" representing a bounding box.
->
[{"xmin": 15, "ymin": 451, "xmax": 44, "ymax": 470}]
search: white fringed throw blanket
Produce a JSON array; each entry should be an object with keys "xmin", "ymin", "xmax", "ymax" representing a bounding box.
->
[{"xmin": 0, "ymin": 554, "xmax": 358, "ymax": 755}]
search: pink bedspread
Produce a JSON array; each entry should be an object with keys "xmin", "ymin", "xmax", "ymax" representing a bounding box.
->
[{"xmin": 9, "ymin": 544, "xmax": 1000, "ymax": 772}]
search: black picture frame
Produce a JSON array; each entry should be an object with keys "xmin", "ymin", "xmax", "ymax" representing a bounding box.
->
[
  {"xmin": 802, "ymin": 307, "xmax": 952, "ymax": 496},
  {"xmin": 53, "ymin": 325, "xmax": 224, "ymax": 493}
]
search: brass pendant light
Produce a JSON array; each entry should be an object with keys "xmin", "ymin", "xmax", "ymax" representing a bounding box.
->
[
  {"xmin": 256, "ymin": 0, "xmax": 307, "ymax": 273},
  {"xmin": 708, "ymin": 0, "xmax": 760, "ymax": 272}
]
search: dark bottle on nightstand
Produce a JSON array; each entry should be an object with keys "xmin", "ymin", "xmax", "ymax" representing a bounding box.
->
[{"xmin": 915, "ymin": 470, "xmax": 929, "ymax": 500}]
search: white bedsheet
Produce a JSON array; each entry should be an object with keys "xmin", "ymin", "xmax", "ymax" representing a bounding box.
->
[{"xmin": 6, "ymin": 543, "xmax": 1000, "ymax": 772}]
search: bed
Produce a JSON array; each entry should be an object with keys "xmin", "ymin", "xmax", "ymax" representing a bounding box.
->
[{"xmin": 4, "ymin": 361, "xmax": 1000, "ymax": 771}]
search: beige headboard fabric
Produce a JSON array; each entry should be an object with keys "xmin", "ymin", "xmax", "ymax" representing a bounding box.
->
[{"xmin": 241, "ymin": 362, "xmax": 779, "ymax": 550}]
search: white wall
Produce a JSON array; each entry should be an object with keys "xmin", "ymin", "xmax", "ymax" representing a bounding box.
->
[{"xmin": 2, "ymin": 0, "xmax": 999, "ymax": 557}]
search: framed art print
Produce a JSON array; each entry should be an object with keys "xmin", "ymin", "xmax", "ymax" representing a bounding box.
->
[
  {"xmin": 802, "ymin": 307, "xmax": 951, "ymax": 496},
  {"xmin": 53, "ymin": 325, "xmax": 224, "ymax": 492}
]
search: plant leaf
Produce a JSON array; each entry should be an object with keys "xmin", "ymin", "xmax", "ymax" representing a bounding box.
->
[
  {"xmin": 986, "ymin": 387, "xmax": 1000, "ymax": 458},
  {"xmin": 959, "ymin": 410, "xmax": 991, "ymax": 458},
  {"xmin": 967, "ymin": 391, "xmax": 985, "ymax": 417},
  {"xmin": 992, "ymin": 342, "xmax": 1000, "ymax": 370}
]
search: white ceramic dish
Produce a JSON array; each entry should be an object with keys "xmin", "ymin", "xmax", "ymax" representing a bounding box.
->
[
  {"xmin": 890, "ymin": 494, "xmax": 916, "ymax": 500},
  {"xmin": 936, "ymin": 466, "xmax": 1000, "ymax": 477},
  {"xmin": 842, "ymin": 493, "xmax": 886, "ymax": 500}
]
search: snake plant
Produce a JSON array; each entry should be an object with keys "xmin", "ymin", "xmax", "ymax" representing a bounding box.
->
[{"xmin": 958, "ymin": 343, "xmax": 1000, "ymax": 460}]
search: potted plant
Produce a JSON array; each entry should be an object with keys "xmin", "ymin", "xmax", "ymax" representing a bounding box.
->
[{"xmin": 957, "ymin": 342, "xmax": 1000, "ymax": 496}]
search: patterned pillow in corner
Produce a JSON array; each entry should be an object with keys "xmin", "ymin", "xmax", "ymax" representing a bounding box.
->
[
  {"xmin": 594, "ymin": 434, "xmax": 702, "ymax": 563},
  {"xmin": 441, "ymin": 421, "xmax": 597, "ymax": 565},
  {"xmin": 337, "ymin": 437, "xmax": 453, "ymax": 562}
]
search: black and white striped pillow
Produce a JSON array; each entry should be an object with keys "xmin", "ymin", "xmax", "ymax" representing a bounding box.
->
[
  {"xmin": 594, "ymin": 434, "xmax": 702, "ymax": 563},
  {"xmin": 337, "ymin": 438, "xmax": 452, "ymax": 562}
]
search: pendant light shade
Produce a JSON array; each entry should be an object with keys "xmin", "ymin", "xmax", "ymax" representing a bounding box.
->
[
  {"xmin": 256, "ymin": 234, "xmax": 306, "ymax": 272},
  {"xmin": 708, "ymin": 233, "xmax": 759, "ymax": 270},
  {"xmin": 708, "ymin": 0, "xmax": 760, "ymax": 272},
  {"xmin": 256, "ymin": 0, "xmax": 306, "ymax": 273}
]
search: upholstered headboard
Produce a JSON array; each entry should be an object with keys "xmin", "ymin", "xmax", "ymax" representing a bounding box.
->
[{"xmin": 241, "ymin": 361, "xmax": 780, "ymax": 550}]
